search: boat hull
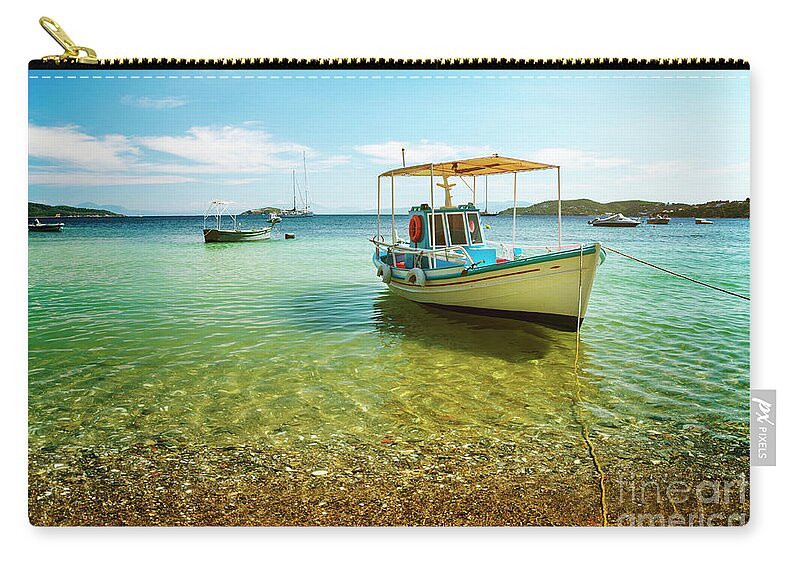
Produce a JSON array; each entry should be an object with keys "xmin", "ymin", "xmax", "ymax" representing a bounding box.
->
[
  {"xmin": 590, "ymin": 221, "xmax": 640, "ymax": 227},
  {"xmin": 279, "ymin": 210, "xmax": 314, "ymax": 218},
  {"xmin": 203, "ymin": 227, "xmax": 272, "ymax": 242},
  {"xmin": 375, "ymin": 244, "xmax": 604, "ymax": 330},
  {"xmin": 28, "ymin": 224, "xmax": 64, "ymax": 232}
]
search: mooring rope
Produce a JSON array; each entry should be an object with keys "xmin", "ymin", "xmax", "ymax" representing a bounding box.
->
[
  {"xmin": 603, "ymin": 245, "xmax": 750, "ymax": 301},
  {"xmin": 573, "ymin": 244, "xmax": 610, "ymax": 526},
  {"xmin": 568, "ymin": 243, "xmax": 746, "ymax": 527}
]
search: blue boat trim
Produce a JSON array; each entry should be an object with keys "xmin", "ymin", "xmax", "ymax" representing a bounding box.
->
[
  {"xmin": 374, "ymin": 244, "xmax": 603, "ymax": 286},
  {"xmin": 461, "ymin": 244, "xmax": 599, "ymax": 278}
]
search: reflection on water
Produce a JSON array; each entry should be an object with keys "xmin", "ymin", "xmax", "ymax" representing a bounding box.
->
[{"xmin": 372, "ymin": 292, "xmax": 559, "ymax": 363}]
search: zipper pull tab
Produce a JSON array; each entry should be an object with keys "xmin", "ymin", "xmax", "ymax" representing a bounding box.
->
[{"xmin": 39, "ymin": 16, "xmax": 98, "ymax": 64}]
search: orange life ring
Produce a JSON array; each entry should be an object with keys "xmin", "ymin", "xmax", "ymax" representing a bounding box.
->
[{"xmin": 408, "ymin": 215, "xmax": 423, "ymax": 243}]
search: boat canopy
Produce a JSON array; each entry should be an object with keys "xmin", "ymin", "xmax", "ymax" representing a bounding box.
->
[
  {"xmin": 375, "ymin": 154, "xmax": 564, "ymax": 250},
  {"xmin": 379, "ymin": 155, "xmax": 558, "ymax": 178}
]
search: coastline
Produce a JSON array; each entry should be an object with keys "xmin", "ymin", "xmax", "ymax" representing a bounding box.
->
[{"xmin": 29, "ymin": 434, "xmax": 748, "ymax": 527}]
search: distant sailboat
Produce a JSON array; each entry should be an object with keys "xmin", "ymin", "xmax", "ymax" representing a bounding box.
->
[{"xmin": 280, "ymin": 152, "xmax": 314, "ymax": 218}]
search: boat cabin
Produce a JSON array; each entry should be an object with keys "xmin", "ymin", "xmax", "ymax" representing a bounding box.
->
[
  {"xmin": 374, "ymin": 155, "xmax": 559, "ymax": 272},
  {"xmin": 400, "ymin": 203, "xmax": 517, "ymax": 269}
]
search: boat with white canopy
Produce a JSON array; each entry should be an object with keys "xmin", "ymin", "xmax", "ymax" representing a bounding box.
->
[
  {"xmin": 371, "ymin": 155, "xmax": 605, "ymax": 330},
  {"xmin": 202, "ymin": 200, "xmax": 279, "ymax": 243}
]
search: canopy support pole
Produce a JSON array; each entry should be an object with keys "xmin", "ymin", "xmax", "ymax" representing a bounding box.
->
[
  {"xmin": 391, "ymin": 175, "xmax": 395, "ymax": 243},
  {"xmin": 485, "ymin": 176, "xmax": 488, "ymax": 213},
  {"xmin": 429, "ymin": 164, "xmax": 436, "ymax": 268},
  {"xmin": 472, "ymin": 175, "xmax": 476, "ymax": 206},
  {"xmin": 557, "ymin": 166, "xmax": 562, "ymax": 249},
  {"xmin": 512, "ymin": 172, "xmax": 518, "ymax": 256},
  {"xmin": 377, "ymin": 176, "xmax": 381, "ymax": 242}
]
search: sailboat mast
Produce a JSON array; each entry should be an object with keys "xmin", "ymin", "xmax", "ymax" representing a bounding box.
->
[
  {"xmin": 292, "ymin": 170, "xmax": 297, "ymax": 211},
  {"xmin": 303, "ymin": 151, "xmax": 309, "ymax": 211}
]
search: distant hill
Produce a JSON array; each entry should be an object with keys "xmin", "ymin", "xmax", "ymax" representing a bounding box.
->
[
  {"xmin": 666, "ymin": 199, "xmax": 750, "ymax": 218},
  {"xmin": 76, "ymin": 202, "xmax": 136, "ymax": 216},
  {"xmin": 28, "ymin": 202, "xmax": 124, "ymax": 218},
  {"xmin": 500, "ymin": 199, "xmax": 664, "ymax": 216},
  {"xmin": 499, "ymin": 198, "xmax": 749, "ymax": 218},
  {"xmin": 240, "ymin": 206, "xmax": 281, "ymax": 215}
]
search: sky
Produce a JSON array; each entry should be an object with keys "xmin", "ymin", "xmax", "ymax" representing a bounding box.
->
[{"xmin": 28, "ymin": 68, "xmax": 749, "ymax": 215}]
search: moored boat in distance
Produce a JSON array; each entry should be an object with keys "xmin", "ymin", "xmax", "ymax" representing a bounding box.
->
[
  {"xmin": 202, "ymin": 200, "xmax": 279, "ymax": 243},
  {"xmin": 695, "ymin": 218, "xmax": 713, "ymax": 225},
  {"xmin": 646, "ymin": 214, "xmax": 670, "ymax": 225},
  {"xmin": 371, "ymin": 155, "xmax": 605, "ymax": 331},
  {"xmin": 279, "ymin": 152, "xmax": 314, "ymax": 218},
  {"xmin": 588, "ymin": 213, "xmax": 641, "ymax": 227},
  {"xmin": 28, "ymin": 219, "xmax": 64, "ymax": 232}
]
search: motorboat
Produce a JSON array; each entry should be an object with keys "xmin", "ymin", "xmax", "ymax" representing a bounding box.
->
[
  {"xmin": 646, "ymin": 214, "xmax": 670, "ymax": 225},
  {"xmin": 588, "ymin": 213, "xmax": 641, "ymax": 227},
  {"xmin": 202, "ymin": 200, "xmax": 279, "ymax": 243},
  {"xmin": 28, "ymin": 219, "xmax": 64, "ymax": 232},
  {"xmin": 695, "ymin": 218, "xmax": 713, "ymax": 225},
  {"xmin": 370, "ymin": 155, "xmax": 605, "ymax": 331}
]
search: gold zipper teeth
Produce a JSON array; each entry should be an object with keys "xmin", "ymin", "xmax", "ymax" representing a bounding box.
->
[
  {"xmin": 33, "ymin": 19, "xmax": 749, "ymax": 69},
  {"xmin": 30, "ymin": 57, "xmax": 748, "ymax": 69}
]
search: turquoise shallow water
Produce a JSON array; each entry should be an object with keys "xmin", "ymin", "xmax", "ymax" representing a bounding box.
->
[{"xmin": 28, "ymin": 215, "xmax": 749, "ymax": 462}]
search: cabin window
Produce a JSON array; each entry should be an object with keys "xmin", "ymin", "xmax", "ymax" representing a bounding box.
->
[
  {"xmin": 447, "ymin": 213, "xmax": 468, "ymax": 245},
  {"xmin": 467, "ymin": 212, "xmax": 483, "ymax": 244},
  {"xmin": 428, "ymin": 213, "xmax": 447, "ymax": 247}
]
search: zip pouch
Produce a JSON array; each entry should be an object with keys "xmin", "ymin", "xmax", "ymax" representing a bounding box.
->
[{"xmin": 28, "ymin": 17, "xmax": 751, "ymax": 527}]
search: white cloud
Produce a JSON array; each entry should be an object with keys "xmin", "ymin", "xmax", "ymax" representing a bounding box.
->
[
  {"xmin": 354, "ymin": 140, "xmax": 494, "ymax": 165},
  {"xmin": 532, "ymin": 148, "xmax": 629, "ymax": 170},
  {"xmin": 121, "ymin": 95, "xmax": 187, "ymax": 109},
  {"xmin": 621, "ymin": 160, "xmax": 750, "ymax": 181},
  {"xmin": 28, "ymin": 172, "xmax": 194, "ymax": 187},
  {"xmin": 29, "ymin": 124, "xmax": 139, "ymax": 171},
  {"xmin": 314, "ymin": 154, "xmax": 352, "ymax": 169},
  {"xmin": 28, "ymin": 124, "xmax": 329, "ymax": 189},
  {"xmin": 221, "ymin": 178, "xmax": 261, "ymax": 186},
  {"xmin": 137, "ymin": 126, "xmax": 310, "ymax": 173}
]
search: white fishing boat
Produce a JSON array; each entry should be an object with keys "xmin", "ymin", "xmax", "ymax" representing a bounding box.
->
[
  {"xmin": 588, "ymin": 213, "xmax": 641, "ymax": 227},
  {"xmin": 28, "ymin": 219, "xmax": 64, "ymax": 232},
  {"xmin": 370, "ymin": 155, "xmax": 605, "ymax": 330},
  {"xmin": 280, "ymin": 152, "xmax": 314, "ymax": 218},
  {"xmin": 202, "ymin": 200, "xmax": 279, "ymax": 243}
]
